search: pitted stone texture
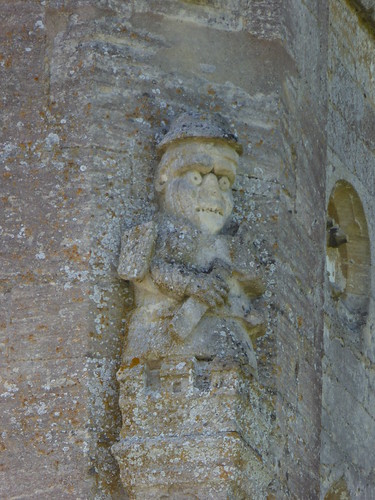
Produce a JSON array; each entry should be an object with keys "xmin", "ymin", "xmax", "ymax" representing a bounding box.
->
[
  {"xmin": 157, "ymin": 111, "xmax": 242, "ymax": 154},
  {"xmin": 108, "ymin": 0, "xmax": 284, "ymax": 39},
  {"xmin": 1, "ymin": 1, "xmax": 284, "ymax": 494},
  {"xmin": 2, "ymin": 0, "xmax": 374, "ymax": 498},
  {"xmin": 113, "ymin": 359, "xmax": 274, "ymax": 499},
  {"xmin": 114, "ymin": 119, "xmax": 270, "ymax": 496},
  {"xmin": 320, "ymin": 1, "xmax": 375, "ymax": 498}
]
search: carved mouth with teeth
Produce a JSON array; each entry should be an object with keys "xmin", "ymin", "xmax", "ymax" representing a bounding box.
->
[{"xmin": 196, "ymin": 207, "xmax": 224, "ymax": 216}]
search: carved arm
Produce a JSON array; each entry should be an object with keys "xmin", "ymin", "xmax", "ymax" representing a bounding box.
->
[{"xmin": 150, "ymin": 258, "xmax": 229, "ymax": 308}]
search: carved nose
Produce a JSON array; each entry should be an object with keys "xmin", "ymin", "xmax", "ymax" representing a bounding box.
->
[{"xmin": 202, "ymin": 173, "xmax": 220, "ymax": 195}]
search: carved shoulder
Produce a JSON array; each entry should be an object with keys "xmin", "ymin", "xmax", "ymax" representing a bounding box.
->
[
  {"xmin": 117, "ymin": 221, "xmax": 158, "ymax": 281},
  {"xmin": 154, "ymin": 216, "xmax": 197, "ymax": 263}
]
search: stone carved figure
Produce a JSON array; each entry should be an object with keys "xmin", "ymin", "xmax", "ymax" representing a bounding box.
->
[
  {"xmin": 113, "ymin": 112, "xmax": 268, "ymax": 498},
  {"xmin": 118, "ymin": 112, "xmax": 265, "ymax": 372}
]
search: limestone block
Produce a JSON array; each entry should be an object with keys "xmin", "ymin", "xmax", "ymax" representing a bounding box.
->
[
  {"xmin": 114, "ymin": 113, "xmax": 270, "ymax": 495},
  {"xmin": 113, "ymin": 433, "xmax": 259, "ymax": 499},
  {"xmin": 113, "ymin": 359, "xmax": 270, "ymax": 498}
]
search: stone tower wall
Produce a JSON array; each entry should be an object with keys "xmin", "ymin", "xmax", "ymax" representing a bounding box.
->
[
  {"xmin": 321, "ymin": 2, "xmax": 375, "ymax": 498},
  {"xmin": 1, "ymin": 1, "xmax": 374, "ymax": 498}
]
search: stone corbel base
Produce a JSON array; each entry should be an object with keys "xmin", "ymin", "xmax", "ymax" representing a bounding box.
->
[
  {"xmin": 112, "ymin": 357, "xmax": 271, "ymax": 498},
  {"xmin": 113, "ymin": 432, "xmax": 262, "ymax": 499}
]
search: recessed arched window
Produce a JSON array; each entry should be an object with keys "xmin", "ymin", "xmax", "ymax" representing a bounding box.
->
[
  {"xmin": 322, "ymin": 180, "xmax": 372, "ymax": 498},
  {"xmin": 326, "ymin": 180, "xmax": 371, "ymax": 334}
]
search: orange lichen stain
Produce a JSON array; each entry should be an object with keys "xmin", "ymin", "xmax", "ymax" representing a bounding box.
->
[
  {"xmin": 5, "ymin": 57, "xmax": 12, "ymax": 68},
  {"xmin": 260, "ymin": 354, "xmax": 268, "ymax": 363},
  {"xmin": 84, "ymin": 102, "xmax": 92, "ymax": 115},
  {"xmin": 297, "ymin": 316, "xmax": 303, "ymax": 328},
  {"xmin": 20, "ymin": 271, "xmax": 35, "ymax": 283},
  {"xmin": 274, "ymin": 364, "xmax": 282, "ymax": 376},
  {"xmin": 207, "ymin": 85, "xmax": 216, "ymax": 95},
  {"xmin": 255, "ymin": 139, "xmax": 264, "ymax": 147},
  {"xmin": 219, "ymin": 468, "xmax": 230, "ymax": 480},
  {"xmin": 37, "ymin": 325, "xmax": 47, "ymax": 331},
  {"xmin": 63, "ymin": 244, "xmax": 85, "ymax": 263},
  {"xmin": 298, "ymin": 393, "xmax": 303, "ymax": 401},
  {"xmin": 129, "ymin": 357, "xmax": 140, "ymax": 368},
  {"xmin": 271, "ymin": 214, "xmax": 278, "ymax": 222},
  {"xmin": 3, "ymin": 172, "xmax": 11, "ymax": 180},
  {"xmin": 28, "ymin": 334, "xmax": 36, "ymax": 342},
  {"xmin": 273, "ymin": 242, "xmax": 278, "ymax": 250}
]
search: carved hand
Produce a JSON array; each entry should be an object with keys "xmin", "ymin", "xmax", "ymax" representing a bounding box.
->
[
  {"xmin": 186, "ymin": 272, "xmax": 229, "ymax": 308},
  {"xmin": 210, "ymin": 258, "xmax": 232, "ymax": 281}
]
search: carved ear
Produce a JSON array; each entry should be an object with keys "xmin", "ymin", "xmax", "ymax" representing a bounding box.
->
[{"xmin": 155, "ymin": 173, "xmax": 168, "ymax": 193}]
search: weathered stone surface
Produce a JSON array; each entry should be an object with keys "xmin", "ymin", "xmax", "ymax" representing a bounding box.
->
[
  {"xmin": 113, "ymin": 359, "xmax": 274, "ymax": 498},
  {"xmin": 1, "ymin": 0, "xmax": 374, "ymax": 498},
  {"xmin": 320, "ymin": 2, "xmax": 375, "ymax": 498},
  {"xmin": 113, "ymin": 115, "xmax": 271, "ymax": 496}
]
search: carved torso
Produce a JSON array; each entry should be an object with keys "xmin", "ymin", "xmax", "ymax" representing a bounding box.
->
[{"xmin": 121, "ymin": 215, "xmax": 264, "ymax": 371}]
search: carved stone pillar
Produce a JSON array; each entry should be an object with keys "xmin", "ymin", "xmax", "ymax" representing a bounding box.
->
[{"xmin": 112, "ymin": 113, "xmax": 267, "ymax": 498}]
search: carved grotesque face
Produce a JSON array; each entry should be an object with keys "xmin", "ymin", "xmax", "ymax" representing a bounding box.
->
[{"xmin": 156, "ymin": 141, "xmax": 238, "ymax": 234}]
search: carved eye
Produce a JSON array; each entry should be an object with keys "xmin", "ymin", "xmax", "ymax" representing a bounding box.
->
[
  {"xmin": 187, "ymin": 171, "xmax": 202, "ymax": 186},
  {"xmin": 219, "ymin": 176, "xmax": 230, "ymax": 191}
]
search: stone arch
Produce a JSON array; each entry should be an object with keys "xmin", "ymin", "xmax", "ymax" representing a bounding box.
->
[
  {"xmin": 326, "ymin": 180, "xmax": 371, "ymax": 334},
  {"xmin": 324, "ymin": 476, "xmax": 350, "ymax": 500}
]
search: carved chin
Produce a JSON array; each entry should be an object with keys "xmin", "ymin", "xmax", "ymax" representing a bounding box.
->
[{"xmin": 195, "ymin": 210, "xmax": 226, "ymax": 233}]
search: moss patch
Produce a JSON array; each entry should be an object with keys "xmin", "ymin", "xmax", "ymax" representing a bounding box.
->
[{"xmin": 345, "ymin": 0, "xmax": 375, "ymax": 40}]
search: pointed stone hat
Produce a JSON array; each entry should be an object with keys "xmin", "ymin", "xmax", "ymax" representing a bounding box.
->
[{"xmin": 157, "ymin": 111, "xmax": 243, "ymax": 155}]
